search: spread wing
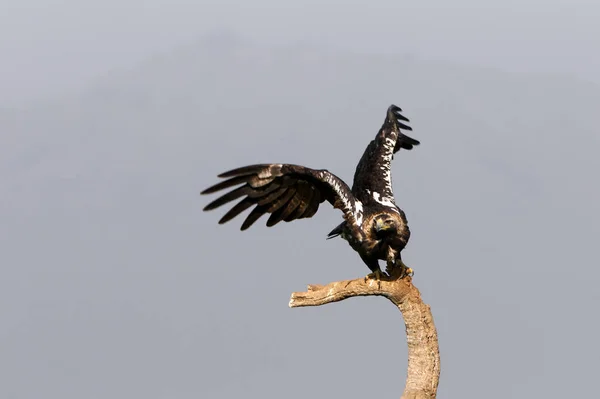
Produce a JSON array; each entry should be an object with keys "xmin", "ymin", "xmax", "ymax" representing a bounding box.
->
[
  {"xmin": 351, "ymin": 104, "xmax": 419, "ymax": 206},
  {"xmin": 201, "ymin": 163, "xmax": 364, "ymax": 230}
]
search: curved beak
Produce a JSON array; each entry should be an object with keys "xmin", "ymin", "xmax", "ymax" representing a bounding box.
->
[{"xmin": 375, "ymin": 218, "xmax": 387, "ymax": 232}]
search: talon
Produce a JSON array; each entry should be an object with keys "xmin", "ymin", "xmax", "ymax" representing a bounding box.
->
[
  {"xmin": 365, "ymin": 269, "xmax": 381, "ymax": 281},
  {"xmin": 365, "ymin": 269, "xmax": 385, "ymax": 288},
  {"xmin": 396, "ymin": 259, "xmax": 413, "ymax": 279}
]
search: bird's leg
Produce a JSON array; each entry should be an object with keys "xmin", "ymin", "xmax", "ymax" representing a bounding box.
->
[
  {"xmin": 385, "ymin": 258, "xmax": 396, "ymax": 277},
  {"xmin": 361, "ymin": 254, "xmax": 386, "ymax": 288},
  {"xmin": 385, "ymin": 257, "xmax": 413, "ymax": 279}
]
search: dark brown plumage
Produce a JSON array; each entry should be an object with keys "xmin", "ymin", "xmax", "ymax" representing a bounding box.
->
[
  {"xmin": 201, "ymin": 163, "xmax": 359, "ymax": 230},
  {"xmin": 201, "ymin": 104, "xmax": 420, "ymax": 279}
]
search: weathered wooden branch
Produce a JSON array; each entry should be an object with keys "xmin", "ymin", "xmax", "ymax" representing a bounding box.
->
[{"xmin": 289, "ymin": 274, "xmax": 440, "ymax": 399}]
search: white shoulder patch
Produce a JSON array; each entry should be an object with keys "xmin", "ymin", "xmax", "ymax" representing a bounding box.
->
[
  {"xmin": 371, "ymin": 191, "xmax": 397, "ymax": 209},
  {"xmin": 319, "ymin": 170, "xmax": 364, "ymax": 225},
  {"xmin": 354, "ymin": 200, "xmax": 364, "ymax": 225}
]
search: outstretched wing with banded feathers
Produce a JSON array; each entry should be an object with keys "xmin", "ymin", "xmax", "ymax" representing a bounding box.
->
[
  {"xmin": 351, "ymin": 104, "xmax": 419, "ymax": 206},
  {"xmin": 201, "ymin": 164, "xmax": 363, "ymax": 230}
]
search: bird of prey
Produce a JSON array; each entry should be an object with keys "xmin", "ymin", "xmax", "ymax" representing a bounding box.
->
[{"xmin": 201, "ymin": 104, "xmax": 419, "ymax": 281}]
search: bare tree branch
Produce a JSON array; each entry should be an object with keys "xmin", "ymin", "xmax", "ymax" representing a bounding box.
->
[{"xmin": 289, "ymin": 275, "xmax": 440, "ymax": 399}]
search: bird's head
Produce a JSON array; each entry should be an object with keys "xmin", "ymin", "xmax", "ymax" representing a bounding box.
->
[{"xmin": 373, "ymin": 214, "xmax": 398, "ymax": 237}]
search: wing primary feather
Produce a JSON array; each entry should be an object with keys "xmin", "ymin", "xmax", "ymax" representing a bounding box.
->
[
  {"xmin": 200, "ymin": 175, "xmax": 249, "ymax": 195},
  {"xmin": 218, "ymin": 198, "xmax": 256, "ymax": 224},
  {"xmin": 386, "ymin": 104, "xmax": 413, "ymax": 131},
  {"xmin": 267, "ymin": 208, "xmax": 283, "ymax": 227},
  {"xmin": 204, "ymin": 186, "xmax": 254, "ymax": 211},
  {"xmin": 256, "ymin": 186, "xmax": 288, "ymax": 205},
  {"xmin": 285, "ymin": 184, "xmax": 313, "ymax": 221},
  {"xmin": 265, "ymin": 188, "xmax": 297, "ymax": 226},
  {"xmin": 275, "ymin": 191, "xmax": 303, "ymax": 223},
  {"xmin": 395, "ymin": 134, "xmax": 420, "ymax": 152},
  {"xmin": 217, "ymin": 164, "xmax": 271, "ymax": 178},
  {"xmin": 204, "ymin": 178, "xmax": 287, "ymax": 211},
  {"xmin": 395, "ymin": 112, "xmax": 410, "ymax": 122},
  {"xmin": 302, "ymin": 187, "xmax": 323, "ymax": 218},
  {"xmin": 203, "ymin": 164, "xmax": 357, "ymax": 229},
  {"xmin": 240, "ymin": 205, "xmax": 269, "ymax": 230},
  {"xmin": 265, "ymin": 187, "xmax": 296, "ymax": 213},
  {"xmin": 266, "ymin": 204, "xmax": 289, "ymax": 227}
]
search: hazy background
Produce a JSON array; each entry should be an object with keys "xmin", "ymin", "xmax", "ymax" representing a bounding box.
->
[
  {"xmin": 1, "ymin": 1, "xmax": 599, "ymax": 398},
  {"xmin": 2, "ymin": 0, "xmax": 599, "ymax": 107}
]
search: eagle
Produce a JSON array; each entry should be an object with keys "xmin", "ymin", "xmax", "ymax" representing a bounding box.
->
[{"xmin": 201, "ymin": 104, "xmax": 419, "ymax": 281}]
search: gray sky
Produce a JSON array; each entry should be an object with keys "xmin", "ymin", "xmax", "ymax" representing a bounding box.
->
[
  {"xmin": 1, "ymin": 0, "xmax": 599, "ymax": 106},
  {"xmin": 1, "ymin": 2, "xmax": 599, "ymax": 399}
]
